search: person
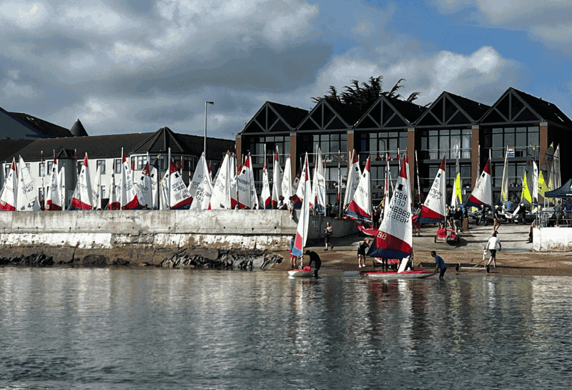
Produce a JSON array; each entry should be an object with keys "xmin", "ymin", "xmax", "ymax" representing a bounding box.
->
[
  {"xmin": 485, "ymin": 231, "xmax": 501, "ymax": 268},
  {"xmin": 287, "ymin": 196, "xmax": 295, "ymax": 219},
  {"xmin": 506, "ymin": 198, "xmax": 514, "ymax": 213},
  {"xmin": 357, "ymin": 240, "xmax": 369, "ymax": 268},
  {"xmin": 453, "ymin": 207, "xmax": 463, "ymax": 233},
  {"xmin": 277, "ymin": 195, "xmax": 286, "ymax": 210},
  {"xmin": 555, "ymin": 200, "xmax": 562, "ymax": 226},
  {"xmin": 528, "ymin": 219, "xmax": 536, "ymax": 243},
  {"xmin": 431, "ymin": 251, "xmax": 447, "ymax": 280},
  {"xmin": 289, "ymin": 234, "xmax": 297, "ymax": 268},
  {"xmin": 519, "ymin": 203, "xmax": 527, "ymax": 224},
  {"xmin": 306, "ymin": 250, "xmax": 321, "ymax": 277},
  {"xmin": 493, "ymin": 205, "xmax": 501, "ymax": 232},
  {"xmin": 324, "ymin": 222, "xmax": 333, "ymax": 251}
]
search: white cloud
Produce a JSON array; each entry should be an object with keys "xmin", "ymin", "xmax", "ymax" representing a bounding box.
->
[
  {"xmin": 429, "ymin": 0, "xmax": 572, "ymax": 50},
  {"xmin": 2, "ymin": 80, "xmax": 37, "ymax": 99},
  {"xmin": 63, "ymin": 7, "xmax": 124, "ymax": 33},
  {"xmin": 311, "ymin": 45, "xmax": 519, "ymax": 106},
  {"xmin": 0, "ymin": 2, "xmax": 49, "ymax": 29},
  {"xmin": 110, "ymin": 42, "xmax": 157, "ymax": 64},
  {"xmin": 152, "ymin": 0, "xmax": 318, "ymax": 50}
]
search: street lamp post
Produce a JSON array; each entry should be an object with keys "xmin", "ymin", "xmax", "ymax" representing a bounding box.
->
[{"xmin": 204, "ymin": 101, "xmax": 214, "ymax": 160}]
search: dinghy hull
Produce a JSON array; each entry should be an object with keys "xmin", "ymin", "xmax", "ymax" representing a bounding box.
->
[{"xmin": 360, "ymin": 270, "xmax": 436, "ymax": 279}]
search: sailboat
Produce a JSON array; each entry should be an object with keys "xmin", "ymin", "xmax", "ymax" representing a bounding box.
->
[
  {"xmin": 347, "ymin": 156, "xmax": 373, "ymax": 221},
  {"xmin": 419, "ymin": 157, "xmax": 447, "ymax": 223},
  {"xmin": 288, "ymin": 153, "xmax": 313, "ymax": 278},
  {"xmin": 361, "ymin": 155, "xmax": 435, "ymax": 279},
  {"xmin": 467, "ymin": 158, "xmax": 492, "ymax": 208}
]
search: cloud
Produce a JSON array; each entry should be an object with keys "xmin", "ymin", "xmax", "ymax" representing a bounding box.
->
[
  {"xmin": 311, "ymin": 45, "xmax": 521, "ymax": 106},
  {"xmin": 0, "ymin": 2, "xmax": 49, "ymax": 29},
  {"xmin": 428, "ymin": 0, "xmax": 572, "ymax": 51}
]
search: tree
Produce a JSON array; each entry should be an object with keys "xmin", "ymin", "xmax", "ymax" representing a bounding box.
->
[{"xmin": 312, "ymin": 76, "xmax": 420, "ymax": 109}]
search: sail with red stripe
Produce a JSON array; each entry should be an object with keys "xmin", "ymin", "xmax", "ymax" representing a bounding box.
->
[
  {"xmin": 467, "ymin": 158, "xmax": 492, "ymax": 208},
  {"xmin": 419, "ymin": 157, "xmax": 446, "ymax": 223},
  {"xmin": 70, "ymin": 153, "xmax": 94, "ymax": 210},
  {"xmin": 0, "ymin": 158, "xmax": 17, "ymax": 211},
  {"xmin": 367, "ymin": 157, "xmax": 413, "ymax": 259},
  {"xmin": 347, "ymin": 156, "xmax": 372, "ymax": 221},
  {"xmin": 120, "ymin": 153, "xmax": 139, "ymax": 210},
  {"xmin": 292, "ymin": 153, "xmax": 311, "ymax": 258},
  {"xmin": 46, "ymin": 155, "xmax": 62, "ymax": 211}
]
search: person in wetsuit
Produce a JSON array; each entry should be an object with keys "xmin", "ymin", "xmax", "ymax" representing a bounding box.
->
[{"xmin": 306, "ymin": 250, "xmax": 321, "ymax": 278}]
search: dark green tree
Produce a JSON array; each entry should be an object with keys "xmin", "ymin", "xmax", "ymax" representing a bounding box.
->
[{"xmin": 312, "ymin": 76, "xmax": 420, "ymax": 109}]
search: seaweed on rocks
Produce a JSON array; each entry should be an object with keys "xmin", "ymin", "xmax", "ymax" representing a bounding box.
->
[
  {"xmin": 0, "ymin": 253, "xmax": 54, "ymax": 267},
  {"xmin": 158, "ymin": 249, "xmax": 283, "ymax": 270}
]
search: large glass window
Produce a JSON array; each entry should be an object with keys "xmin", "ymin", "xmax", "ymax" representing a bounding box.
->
[
  {"xmin": 420, "ymin": 129, "xmax": 472, "ymax": 159},
  {"xmin": 248, "ymin": 135, "xmax": 290, "ymax": 165},
  {"xmin": 488, "ymin": 126, "xmax": 540, "ymax": 159},
  {"xmin": 361, "ymin": 131, "xmax": 407, "ymax": 159},
  {"xmin": 311, "ymin": 133, "xmax": 347, "ymax": 163}
]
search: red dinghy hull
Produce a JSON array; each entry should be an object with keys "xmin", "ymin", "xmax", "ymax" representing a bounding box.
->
[
  {"xmin": 360, "ymin": 270, "xmax": 436, "ymax": 279},
  {"xmin": 288, "ymin": 266, "xmax": 314, "ymax": 277}
]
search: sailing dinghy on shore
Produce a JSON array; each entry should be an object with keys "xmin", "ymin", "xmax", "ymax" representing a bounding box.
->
[{"xmin": 361, "ymin": 156, "xmax": 435, "ymax": 279}]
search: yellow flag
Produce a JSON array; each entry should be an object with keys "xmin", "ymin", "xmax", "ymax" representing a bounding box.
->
[
  {"xmin": 454, "ymin": 173, "xmax": 462, "ymax": 205},
  {"xmin": 521, "ymin": 171, "xmax": 532, "ymax": 203}
]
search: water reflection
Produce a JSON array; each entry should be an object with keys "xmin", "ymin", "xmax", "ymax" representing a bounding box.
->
[{"xmin": 1, "ymin": 269, "xmax": 572, "ymax": 388}]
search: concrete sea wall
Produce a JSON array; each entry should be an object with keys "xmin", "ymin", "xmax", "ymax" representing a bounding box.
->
[
  {"xmin": 0, "ymin": 210, "xmax": 358, "ymax": 265},
  {"xmin": 533, "ymin": 227, "xmax": 572, "ymax": 252}
]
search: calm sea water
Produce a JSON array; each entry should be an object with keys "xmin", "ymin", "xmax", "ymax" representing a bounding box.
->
[{"xmin": 0, "ymin": 267, "xmax": 571, "ymax": 389}]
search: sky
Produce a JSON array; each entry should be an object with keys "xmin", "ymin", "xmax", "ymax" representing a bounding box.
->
[{"xmin": 1, "ymin": 0, "xmax": 572, "ymax": 139}]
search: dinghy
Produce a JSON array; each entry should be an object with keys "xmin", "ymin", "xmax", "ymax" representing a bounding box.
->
[{"xmin": 362, "ymin": 154, "xmax": 435, "ymax": 279}]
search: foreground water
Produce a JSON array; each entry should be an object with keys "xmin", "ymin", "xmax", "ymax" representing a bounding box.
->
[{"xmin": 1, "ymin": 267, "xmax": 571, "ymax": 389}]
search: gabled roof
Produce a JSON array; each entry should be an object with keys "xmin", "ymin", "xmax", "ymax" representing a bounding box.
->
[
  {"xmin": 5, "ymin": 110, "xmax": 73, "ymax": 138},
  {"xmin": 414, "ymin": 91, "xmax": 490, "ymax": 128},
  {"xmin": 5, "ymin": 133, "xmax": 152, "ymax": 161},
  {"xmin": 355, "ymin": 96, "xmax": 426, "ymax": 130},
  {"xmin": 130, "ymin": 126, "xmax": 191, "ymax": 155},
  {"xmin": 297, "ymin": 99, "xmax": 366, "ymax": 132},
  {"xmin": 3, "ymin": 127, "xmax": 235, "ymax": 163},
  {"xmin": 480, "ymin": 87, "xmax": 572, "ymax": 128},
  {"xmin": 240, "ymin": 101, "xmax": 308, "ymax": 134}
]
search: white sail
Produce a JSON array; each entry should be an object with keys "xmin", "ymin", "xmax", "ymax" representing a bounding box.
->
[
  {"xmin": 149, "ymin": 155, "xmax": 160, "ymax": 209},
  {"xmin": 137, "ymin": 161, "xmax": 153, "ymax": 209},
  {"xmin": 211, "ymin": 152, "xmax": 232, "ymax": 210},
  {"xmin": 311, "ymin": 147, "xmax": 327, "ymax": 214},
  {"xmin": 166, "ymin": 160, "xmax": 192, "ymax": 209},
  {"xmin": 468, "ymin": 158, "xmax": 492, "ymax": 207},
  {"xmin": 159, "ymin": 171, "xmax": 170, "ymax": 210},
  {"xmin": 271, "ymin": 149, "xmax": 282, "ymax": 208},
  {"xmin": 16, "ymin": 156, "xmax": 40, "ymax": 211},
  {"xmin": 500, "ymin": 146, "xmax": 509, "ymax": 204},
  {"xmin": 347, "ymin": 156, "xmax": 372, "ymax": 221},
  {"xmin": 0, "ymin": 159, "xmax": 17, "ymax": 211},
  {"xmin": 70, "ymin": 154, "xmax": 94, "ymax": 210},
  {"xmin": 59, "ymin": 166, "xmax": 66, "ymax": 210},
  {"xmin": 92, "ymin": 164, "xmax": 103, "ymax": 210},
  {"xmin": 368, "ymin": 157, "xmax": 412, "ymax": 259},
  {"xmin": 420, "ymin": 157, "xmax": 446, "ymax": 222},
  {"xmin": 46, "ymin": 156, "xmax": 63, "ymax": 211},
  {"xmin": 229, "ymin": 153, "xmax": 238, "ymax": 209},
  {"xmin": 532, "ymin": 161, "xmax": 539, "ymax": 204},
  {"xmin": 189, "ymin": 154, "xmax": 213, "ymax": 210},
  {"xmin": 343, "ymin": 150, "xmax": 361, "ymax": 209},
  {"xmin": 291, "ymin": 153, "xmax": 311, "ymax": 257},
  {"xmin": 120, "ymin": 154, "xmax": 139, "ymax": 209},
  {"xmin": 261, "ymin": 162, "xmax": 271, "ymax": 209},
  {"xmin": 237, "ymin": 155, "xmax": 256, "ymax": 209}
]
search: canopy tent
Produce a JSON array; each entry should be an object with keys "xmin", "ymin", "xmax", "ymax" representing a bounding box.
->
[{"xmin": 545, "ymin": 178, "xmax": 572, "ymax": 198}]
